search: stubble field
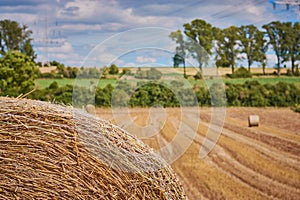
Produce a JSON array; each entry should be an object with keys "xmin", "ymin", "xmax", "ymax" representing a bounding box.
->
[{"xmin": 95, "ymin": 107, "xmax": 300, "ymax": 200}]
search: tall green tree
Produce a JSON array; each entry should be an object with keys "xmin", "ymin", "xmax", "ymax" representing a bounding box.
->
[
  {"xmin": 263, "ymin": 21, "xmax": 286, "ymax": 75},
  {"xmin": 239, "ymin": 25, "xmax": 266, "ymax": 71},
  {"xmin": 282, "ymin": 22, "xmax": 300, "ymax": 75},
  {"xmin": 108, "ymin": 64, "xmax": 119, "ymax": 75},
  {"xmin": 0, "ymin": 19, "xmax": 36, "ymax": 60},
  {"xmin": 213, "ymin": 27, "xmax": 230, "ymax": 68},
  {"xmin": 0, "ymin": 51, "xmax": 38, "ymax": 97},
  {"xmin": 169, "ymin": 30, "xmax": 187, "ymax": 78},
  {"xmin": 216, "ymin": 26, "xmax": 241, "ymax": 73},
  {"xmin": 183, "ymin": 19, "xmax": 213, "ymax": 70}
]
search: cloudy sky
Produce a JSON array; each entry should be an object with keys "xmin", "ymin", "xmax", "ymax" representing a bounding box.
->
[{"xmin": 0, "ymin": 0, "xmax": 299, "ymax": 67}]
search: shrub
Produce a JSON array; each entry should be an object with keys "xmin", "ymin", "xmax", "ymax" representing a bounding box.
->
[
  {"xmin": 227, "ymin": 67, "xmax": 252, "ymax": 78},
  {"xmin": 39, "ymin": 72, "xmax": 56, "ymax": 78},
  {"xmin": 292, "ymin": 104, "xmax": 300, "ymax": 113},
  {"xmin": 216, "ymin": 57, "xmax": 230, "ymax": 68},
  {"xmin": 135, "ymin": 68, "xmax": 148, "ymax": 79},
  {"xmin": 194, "ymin": 72, "xmax": 202, "ymax": 80},
  {"xmin": 134, "ymin": 68, "xmax": 162, "ymax": 80},
  {"xmin": 295, "ymin": 67, "xmax": 299, "ymax": 76},
  {"xmin": 195, "ymin": 87, "xmax": 210, "ymax": 106},
  {"xmin": 170, "ymin": 80, "xmax": 185, "ymax": 88},
  {"xmin": 0, "ymin": 51, "xmax": 38, "ymax": 97},
  {"xmin": 286, "ymin": 69, "xmax": 293, "ymax": 76},
  {"xmin": 108, "ymin": 64, "xmax": 119, "ymax": 75},
  {"xmin": 129, "ymin": 82, "xmax": 179, "ymax": 107},
  {"xmin": 147, "ymin": 68, "xmax": 162, "ymax": 80},
  {"xmin": 209, "ymin": 83, "xmax": 227, "ymax": 106},
  {"xmin": 121, "ymin": 68, "xmax": 132, "ymax": 76}
]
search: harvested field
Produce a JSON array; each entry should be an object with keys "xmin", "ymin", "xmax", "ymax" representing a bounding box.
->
[
  {"xmin": 38, "ymin": 66, "xmax": 57, "ymax": 73},
  {"xmin": 96, "ymin": 107, "xmax": 300, "ymax": 200},
  {"xmin": 0, "ymin": 97, "xmax": 185, "ymax": 199}
]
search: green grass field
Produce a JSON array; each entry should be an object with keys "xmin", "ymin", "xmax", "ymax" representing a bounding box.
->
[
  {"xmin": 223, "ymin": 76, "xmax": 300, "ymax": 85},
  {"xmin": 35, "ymin": 78, "xmax": 117, "ymax": 89},
  {"xmin": 191, "ymin": 77, "xmax": 300, "ymax": 88},
  {"xmin": 35, "ymin": 76, "xmax": 300, "ymax": 90}
]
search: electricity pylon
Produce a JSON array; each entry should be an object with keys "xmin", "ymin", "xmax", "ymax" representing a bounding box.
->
[{"xmin": 273, "ymin": 0, "xmax": 300, "ymax": 10}]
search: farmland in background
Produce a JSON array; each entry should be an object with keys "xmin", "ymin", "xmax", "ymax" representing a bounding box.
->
[
  {"xmin": 35, "ymin": 67, "xmax": 300, "ymax": 89},
  {"xmin": 95, "ymin": 107, "xmax": 300, "ymax": 200},
  {"xmin": 35, "ymin": 78, "xmax": 117, "ymax": 89}
]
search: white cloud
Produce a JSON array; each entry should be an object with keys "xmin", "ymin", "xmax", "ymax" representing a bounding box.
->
[
  {"xmin": 135, "ymin": 3, "xmax": 183, "ymax": 16},
  {"xmin": 56, "ymin": 0, "xmax": 186, "ymax": 31},
  {"xmin": 58, "ymin": 0, "xmax": 123, "ymax": 22},
  {"xmin": 123, "ymin": 62, "xmax": 139, "ymax": 67},
  {"xmin": 101, "ymin": 23, "xmax": 126, "ymax": 31},
  {"xmin": 35, "ymin": 41, "xmax": 84, "ymax": 66},
  {"xmin": 98, "ymin": 53, "xmax": 118, "ymax": 64},
  {"xmin": 59, "ymin": 24, "xmax": 102, "ymax": 32},
  {"xmin": 266, "ymin": 53, "xmax": 278, "ymax": 68},
  {"xmin": 1, "ymin": 0, "xmax": 299, "ymax": 67},
  {"xmin": 136, "ymin": 56, "xmax": 156, "ymax": 63},
  {"xmin": 113, "ymin": 59, "xmax": 125, "ymax": 66},
  {"xmin": 35, "ymin": 41, "xmax": 73, "ymax": 54},
  {"xmin": 59, "ymin": 0, "xmax": 99, "ymax": 19},
  {"xmin": 0, "ymin": 13, "xmax": 38, "ymax": 25},
  {"xmin": 183, "ymin": 1, "xmax": 276, "ymax": 28}
]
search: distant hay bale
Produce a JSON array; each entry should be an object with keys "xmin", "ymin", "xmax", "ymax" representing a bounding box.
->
[
  {"xmin": 85, "ymin": 104, "xmax": 96, "ymax": 114},
  {"xmin": 248, "ymin": 115, "xmax": 259, "ymax": 127},
  {"xmin": 0, "ymin": 97, "xmax": 186, "ymax": 199}
]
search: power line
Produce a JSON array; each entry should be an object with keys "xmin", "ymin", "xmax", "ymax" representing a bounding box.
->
[
  {"xmin": 32, "ymin": 11, "xmax": 65, "ymax": 65},
  {"xmin": 273, "ymin": 0, "xmax": 300, "ymax": 10}
]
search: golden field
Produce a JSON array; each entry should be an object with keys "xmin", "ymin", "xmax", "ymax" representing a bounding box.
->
[{"xmin": 95, "ymin": 107, "xmax": 300, "ymax": 200}]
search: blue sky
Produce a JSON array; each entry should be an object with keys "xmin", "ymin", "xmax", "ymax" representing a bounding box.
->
[{"xmin": 0, "ymin": 0, "xmax": 299, "ymax": 67}]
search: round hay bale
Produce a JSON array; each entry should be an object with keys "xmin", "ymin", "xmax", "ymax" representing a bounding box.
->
[
  {"xmin": 0, "ymin": 97, "xmax": 186, "ymax": 199},
  {"xmin": 85, "ymin": 104, "xmax": 96, "ymax": 114},
  {"xmin": 248, "ymin": 115, "xmax": 259, "ymax": 127}
]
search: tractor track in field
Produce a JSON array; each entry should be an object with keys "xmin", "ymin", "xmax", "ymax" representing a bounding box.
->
[
  {"xmin": 172, "ymin": 116, "xmax": 280, "ymax": 199},
  {"xmin": 180, "ymin": 129, "xmax": 271, "ymax": 200},
  {"xmin": 201, "ymin": 119, "xmax": 300, "ymax": 171},
  {"xmin": 197, "ymin": 111, "xmax": 300, "ymax": 163},
  {"xmin": 96, "ymin": 107, "xmax": 300, "ymax": 200},
  {"xmin": 192, "ymin": 132, "xmax": 299, "ymax": 199},
  {"xmin": 226, "ymin": 107, "xmax": 300, "ymax": 134},
  {"xmin": 199, "ymin": 112, "xmax": 300, "ymax": 156},
  {"xmin": 198, "ymin": 120, "xmax": 300, "ymax": 186},
  {"xmin": 181, "ymin": 112, "xmax": 300, "ymax": 199},
  {"xmin": 174, "ymin": 167, "xmax": 210, "ymax": 200},
  {"xmin": 223, "ymin": 120, "xmax": 300, "ymax": 156},
  {"xmin": 226, "ymin": 117, "xmax": 300, "ymax": 144},
  {"xmin": 222, "ymin": 128, "xmax": 300, "ymax": 169},
  {"xmin": 186, "ymin": 112, "xmax": 300, "ymax": 170}
]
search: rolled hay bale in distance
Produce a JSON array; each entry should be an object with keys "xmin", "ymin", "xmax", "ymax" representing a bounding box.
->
[
  {"xmin": 248, "ymin": 115, "xmax": 259, "ymax": 127},
  {"xmin": 85, "ymin": 104, "xmax": 96, "ymax": 115},
  {"xmin": 0, "ymin": 97, "xmax": 186, "ymax": 200}
]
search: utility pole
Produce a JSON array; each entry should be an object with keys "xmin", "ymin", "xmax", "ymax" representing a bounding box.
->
[
  {"xmin": 44, "ymin": 10, "xmax": 49, "ymax": 66},
  {"xmin": 32, "ymin": 11, "xmax": 65, "ymax": 66}
]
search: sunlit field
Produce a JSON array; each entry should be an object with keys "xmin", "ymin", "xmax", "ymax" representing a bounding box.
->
[{"xmin": 95, "ymin": 107, "xmax": 300, "ymax": 200}]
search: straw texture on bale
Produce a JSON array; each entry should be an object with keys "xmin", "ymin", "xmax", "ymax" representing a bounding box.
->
[{"xmin": 0, "ymin": 97, "xmax": 186, "ymax": 199}]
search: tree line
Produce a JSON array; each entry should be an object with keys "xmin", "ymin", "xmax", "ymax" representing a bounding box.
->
[
  {"xmin": 0, "ymin": 19, "xmax": 299, "ymax": 109},
  {"xmin": 26, "ymin": 80, "xmax": 300, "ymax": 108},
  {"xmin": 0, "ymin": 18, "xmax": 299, "ymax": 77},
  {"xmin": 170, "ymin": 19, "xmax": 300, "ymax": 76},
  {"xmin": 0, "ymin": 19, "xmax": 35, "ymax": 60},
  {"xmin": 0, "ymin": 50, "xmax": 299, "ymax": 108}
]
